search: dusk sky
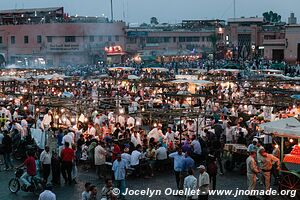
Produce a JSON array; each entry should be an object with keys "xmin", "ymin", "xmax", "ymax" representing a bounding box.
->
[{"xmin": 2, "ymin": 0, "xmax": 299, "ymax": 24}]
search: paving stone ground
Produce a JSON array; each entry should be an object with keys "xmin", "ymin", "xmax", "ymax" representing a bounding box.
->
[{"xmin": 0, "ymin": 161, "xmax": 288, "ymax": 200}]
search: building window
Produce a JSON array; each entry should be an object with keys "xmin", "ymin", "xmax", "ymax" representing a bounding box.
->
[
  {"xmin": 186, "ymin": 37, "xmax": 199, "ymax": 42},
  {"xmin": 127, "ymin": 38, "xmax": 136, "ymax": 44},
  {"xmin": 0, "ymin": 36, "xmax": 2, "ymax": 44},
  {"xmin": 47, "ymin": 36, "xmax": 52, "ymax": 43},
  {"xmin": 37, "ymin": 35, "xmax": 42, "ymax": 43},
  {"xmin": 24, "ymin": 36, "xmax": 29, "ymax": 44},
  {"xmin": 11, "ymin": 36, "xmax": 15, "ymax": 44},
  {"xmin": 65, "ymin": 36, "xmax": 76, "ymax": 43},
  {"xmin": 108, "ymin": 36, "xmax": 112, "ymax": 42},
  {"xmin": 115, "ymin": 35, "xmax": 119, "ymax": 41},
  {"xmin": 99, "ymin": 36, "xmax": 103, "ymax": 41},
  {"xmin": 179, "ymin": 37, "xmax": 186, "ymax": 42},
  {"xmin": 163, "ymin": 37, "xmax": 170, "ymax": 43},
  {"xmin": 173, "ymin": 37, "xmax": 176, "ymax": 43},
  {"xmin": 89, "ymin": 36, "xmax": 94, "ymax": 42},
  {"xmin": 146, "ymin": 37, "xmax": 161, "ymax": 44}
]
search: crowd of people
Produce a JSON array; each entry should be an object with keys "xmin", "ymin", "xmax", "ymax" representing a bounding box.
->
[{"xmin": 0, "ymin": 59, "xmax": 299, "ymax": 200}]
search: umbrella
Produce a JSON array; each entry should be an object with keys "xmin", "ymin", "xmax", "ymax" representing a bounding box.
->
[{"xmin": 291, "ymin": 95, "xmax": 300, "ymax": 100}]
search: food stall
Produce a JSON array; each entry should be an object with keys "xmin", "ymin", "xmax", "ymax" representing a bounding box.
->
[{"xmin": 259, "ymin": 118, "xmax": 300, "ymax": 197}]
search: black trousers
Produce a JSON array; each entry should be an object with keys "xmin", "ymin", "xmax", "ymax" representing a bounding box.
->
[
  {"xmin": 61, "ymin": 161, "xmax": 72, "ymax": 184},
  {"xmin": 42, "ymin": 164, "xmax": 51, "ymax": 182},
  {"xmin": 209, "ymin": 174, "xmax": 216, "ymax": 190},
  {"xmin": 174, "ymin": 171, "xmax": 185, "ymax": 190}
]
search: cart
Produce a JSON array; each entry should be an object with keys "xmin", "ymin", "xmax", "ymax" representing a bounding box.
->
[
  {"xmin": 259, "ymin": 118, "xmax": 300, "ymax": 198},
  {"xmin": 223, "ymin": 143, "xmax": 248, "ymax": 174}
]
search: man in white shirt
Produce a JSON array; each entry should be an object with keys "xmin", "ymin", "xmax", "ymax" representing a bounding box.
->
[
  {"xmin": 225, "ymin": 123, "xmax": 234, "ymax": 143},
  {"xmin": 41, "ymin": 111, "xmax": 52, "ymax": 130},
  {"xmin": 165, "ymin": 127, "xmax": 176, "ymax": 150},
  {"xmin": 40, "ymin": 146, "xmax": 52, "ymax": 183},
  {"xmin": 127, "ymin": 116, "xmax": 135, "ymax": 126},
  {"xmin": 93, "ymin": 114, "xmax": 101, "ymax": 126},
  {"xmin": 130, "ymin": 144, "xmax": 142, "ymax": 176},
  {"xmin": 87, "ymin": 123, "xmax": 96, "ymax": 138},
  {"xmin": 62, "ymin": 133, "xmax": 73, "ymax": 146},
  {"xmin": 94, "ymin": 141, "xmax": 107, "ymax": 179},
  {"xmin": 11, "ymin": 121, "xmax": 25, "ymax": 138},
  {"xmin": 38, "ymin": 184, "xmax": 56, "ymax": 200},
  {"xmin": 184, "ymin": 169, "xmax": 198, "ymax": 200},
  {"xmin": 148, "ymin": 125, "xmax": 164, "ymax": 142},
  {"xmin": 155, "ymin": 143, "xmax": 168, "ymax": 171},
  {"xmin": 187, "ymin": 120, "xmax": 196, "ymax": 138},
  {"xmin": 118, "ymin": 115, "xmax": 125, "ymax": 126},
  {"xmin": 198, "ymin": 165, "xmax": 210, "ymax": 200},
  {"xmin": 13, "ymin": 108, "xmax": 19, "ymax": 121},
  {"xmin": 21, "ymin": 117, "xmax": 28, "ymax": 136},
  {"xmin": 121, "ymin": 148, "xmax": 131, "ymax": 168}
]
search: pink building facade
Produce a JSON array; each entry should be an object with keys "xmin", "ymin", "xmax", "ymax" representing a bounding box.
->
[{"xmin": 0, "ymin": 22, "xmax": 126, "ymax": 66}]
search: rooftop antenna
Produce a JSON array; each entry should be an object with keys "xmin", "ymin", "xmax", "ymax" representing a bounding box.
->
[
  {"xmin": 233, "ymin": 0, "xmax": 236, "ymax": 20},
  {"xmin": 110, "ymin": 0, "xmax": 114, "ymax": 22},
  {"xmin": 122, "ymin": 0, "xmax": 125, "ymax": 21}
]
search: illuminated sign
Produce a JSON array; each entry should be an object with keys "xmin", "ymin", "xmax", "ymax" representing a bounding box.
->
[{"xmin": 105, "ymin": 45, "xmax": 125, "ymax": 55}]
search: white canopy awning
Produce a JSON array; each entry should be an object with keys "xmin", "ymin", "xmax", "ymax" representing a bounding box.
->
[
  {"xmin": 142, "ymin": 67, "xmax": 169, "ymax": 72},
  {"xmin": 259, "ymin": 117, "xmax": 300, "ymax": 138},
  {"xmin": 108, "ymin": 67, "xmax": 135, "ymax": 71},
  {"xmin": 128, "ymin": 75, "xmax": 140, "ymax": 80},
  {"xmin": 170, "ymin": 79, "xmax": 213, "ymax": 86}
]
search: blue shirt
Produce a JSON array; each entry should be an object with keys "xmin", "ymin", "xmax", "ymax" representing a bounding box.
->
[
  {"xmin": 112, "ymin": 159, "xmax": 127, "ymax": 180},
  {"xmin": 169, "ymin": 152, "xmax": 185, "ymax": 172},
  {"xmin": 191, "ymin": 140, "xmax": 202, "ymax": 155},
  {"xmin": 183, "ymin": 156, "xmax": 195, "ymax": 172}
]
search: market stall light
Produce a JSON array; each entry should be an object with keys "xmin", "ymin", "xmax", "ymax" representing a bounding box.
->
[
  {"xmin": 119, "ymin": 108, "xmax": 124, "ymax": 114},
  {"xmin": 24, "ymin": 106, "xmax": 27, "ymax": 110},
  {"xmin": 55, "ymin": 115, "xmax": 59, "ymax": 119},
  {"xmin": 275, "ymin": 144, "xmax": 279, "ymax": 149},
  {"xmin": 289, "ymin": 138, "xmax": 294, "ymax": 143},
  {"xmin": 36, "ymin": 108, "xmax": 39, "ymax": 112},
  {"xmin": 71, "ymin": 118, "xmax": 75, "ymax": 122},
  {"xmin": 153, "ymin": 123, "xmax": 157, "ymax": 127},
  {"xmin": 141, "ymin": 108, "xmax": 145, "ymax": 112},
  {"xmin": 84, "ymin": 118, "xmax": 88, "ymax": 122},
  {"xmin": 61, "ymin": 108, "xmax": 65, "ymax": 113}
]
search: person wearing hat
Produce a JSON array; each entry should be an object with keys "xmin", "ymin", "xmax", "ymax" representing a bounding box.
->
[
  {"xmin": 38, "ymin": 183, "xmax": 56, "ymax": 200},
  {"xmin": 258, "ymin": 148, "xmax": 280, "ymax": 195},
  {"xmin": 197, "ymin": 165, "xmax": 210, "ymax": 200},
  {"xmin": 246, "ymin": 149, "xmax": 260, "ymax": 200},
  {"xmin": 247, "ymin": 138, "xmax": 258, "ymax": 153}
]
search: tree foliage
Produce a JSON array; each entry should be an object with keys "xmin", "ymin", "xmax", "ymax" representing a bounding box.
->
[
  {"xmin": 263, "ymin": 11, "xmax": 281, "ymax": 23},
  {"xmin": 150, "ymin": 17, "xmax": 159, "ymax": 25}
]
